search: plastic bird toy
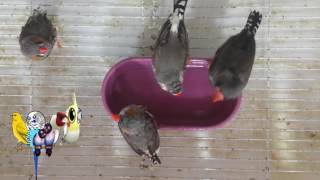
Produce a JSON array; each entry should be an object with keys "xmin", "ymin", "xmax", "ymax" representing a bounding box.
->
[
  {"xmin": 11, "ymin": 112, "xmax": 28, "ymax": 150},
  {"xmin": 43, "ymin": 123, "xmax": 59, "ymax": 156},
  {"xmin": 26, "ymin": 111, "xmax": 58, "ymax": 180},
  {"xmin": 50, "ymin": 93, "xmax": 82, "ymax": 144},
  {"xmin": 12, "ymin": 111, "xmax": 59, "ymax": 180}
]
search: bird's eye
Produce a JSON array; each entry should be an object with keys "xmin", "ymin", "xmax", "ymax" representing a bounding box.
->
[
  {"xmin": 215, "ymin": 81, "xmax": 222, "ymax": 86},
  {"xmin": 68, "ymin": 108, "xmax": 76, "ymax": 122},
  {"xmin": 33, "ymin": 115, "xmax": 36, "ymax": 119}
]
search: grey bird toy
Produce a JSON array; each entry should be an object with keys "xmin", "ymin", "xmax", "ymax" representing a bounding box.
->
[
  {"xmin": 152, "ymin": 0, "xmax": 189, "ymax": 96},
  {"xmin": 19, "ymin": 7, "xmax": 62, "ymax": 61},
  {"xmin": 209, "ymin": 10, "xmax": 262, "ymax": 102},
  {"xmin": 118, "ymin": 105, "xmax": 161, "ymax": 167}
]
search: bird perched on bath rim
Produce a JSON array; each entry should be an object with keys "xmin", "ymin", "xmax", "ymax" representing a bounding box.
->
[
  {"xmin": 209, "ymin": 10, "xmax": 262, "ymax": 102},
  {"xmin": 118, "ymin": 105, "xmax": 161, "ymax": 167},
  {"xmin": 19, "ymin": 7, "xmax": 62, "ymax": 61},
  {"xmin": 152, "ymin": 0, "xmax": 189, "ymax": 96}
]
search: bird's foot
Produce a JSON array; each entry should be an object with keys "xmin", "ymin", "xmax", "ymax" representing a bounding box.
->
[
  {"xmin": 59, "ymin": 138, "xmax": 66, "ymax": 146},
  {"xmin": 149, "ymin": 166, "xmax": 155, "ymax": 171},
  {"xmin": 15, "ymin": 143, "xmax": 24, "ymax": 152},
  {"xmin": 34, "ymin": 148, "xmax": 41, "ymax": 157},
  {"xmin": 57, "ymin": 39, "xmax": 63, "ymax": 48},
  {"xmin": 46, "ymin": 148, "xmax": 52, "ymax": 157},
  {"xmin": 139, "ymin": 158, "xmax": 149, "ymax": 169},
  {"xmin": 139, "ymin": 163, "xmax": 149, "ymax": 169},
  {"xmin": 55, "ymin": 26, "xmax": 63, "ymax": 48}
]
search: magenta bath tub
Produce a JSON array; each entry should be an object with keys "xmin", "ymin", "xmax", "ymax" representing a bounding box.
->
[{"xmin": 101, "ymin": 57, "xmax": 241, "ymax": 130}]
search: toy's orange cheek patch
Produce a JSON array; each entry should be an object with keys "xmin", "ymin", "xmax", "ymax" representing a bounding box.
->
[{"xmin": 112, "ymin": 114, "xmax": 120, "ymax": 123}]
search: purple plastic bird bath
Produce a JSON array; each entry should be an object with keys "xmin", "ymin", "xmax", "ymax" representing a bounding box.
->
[{"xmin": 101, "ymin": 57, "xmax": 241, "ymax": 130}]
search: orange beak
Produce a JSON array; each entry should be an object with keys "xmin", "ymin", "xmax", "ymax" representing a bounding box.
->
[
  {"xmin": 212, "ymin": 88, "xmax": 224, "ymax": 103},
  {"xmin": 112, "ymin": 114, "xmax": 121, "ymax": 123},
  {"xmin": 39, "ymin": 47, "xmax": 48, "ymax": 54},
  {"xmin": 174, "ymin": 92, "xmax": 182, "ymax": 96}
]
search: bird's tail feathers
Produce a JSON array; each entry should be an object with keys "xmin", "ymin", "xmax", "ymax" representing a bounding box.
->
[
  {"xmin": 23, "ymin": 7, "xmax": 48, "ymax": 28},
  {"xmin": 173, "ymin": 0, "xmax": 188, "ymax": 17},
  {"xmin": 33, "ymin": 152, "xmax": 38, "ymax": 180},
  {"xmin": 32, "ymin": 7, "xmax": 47, "ymax": 17},
  {"xmin": 244, "ymin": 10, "xmax": 262, "ymax": 36},
  {"xmin": 170, "ymin": 0, "xmax": 188, "ymax": 33}
]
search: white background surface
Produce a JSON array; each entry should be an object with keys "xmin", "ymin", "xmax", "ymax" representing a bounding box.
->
[{"xmin": 0, "ymin": 0, "xmax": 320, "ymax": 179}]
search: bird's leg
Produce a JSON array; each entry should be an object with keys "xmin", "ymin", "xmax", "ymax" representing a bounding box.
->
[
  {"xmin": 56, "ymin": 37, "xmax": 63, "ymax": 48},
  {"xmin": 16, "ymin": 142, "xmax": 23, "ymax": 152},
  {"xmin": 149, "ymin": 165, "xmax": 155, "ymax": 171},
  {"xmin": 55, "ymin": 27, "xmax": 63, "ymax": 48},
  {"xmin": 59, "ymin": 137, "xmax": 65, "ymax": 146},
  {"xmin": 139, "ymin": 156, "xmax": 148, "ymax": 169}
]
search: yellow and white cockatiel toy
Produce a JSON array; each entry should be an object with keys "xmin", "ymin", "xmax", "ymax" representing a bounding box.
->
[
  {"xmin": 11, "ymin": 112, "xmax": 28, "ymax": 146},
  {"xmin": 50, "ymin": 93, "xmax": 82, "ymax": 143}
]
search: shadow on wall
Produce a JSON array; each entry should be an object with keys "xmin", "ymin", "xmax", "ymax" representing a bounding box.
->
[
  {"xmin": 135, "ymin": 0, "xmax": 160, "ymax": 57},
  {"xmin": 29, "ymin": 1, "xmax": 67, "ymax": 108},
  {"xmin": 183, "ymin": 0, "xmax": 227, "ymax": 59},
  {"xmin": 190, "ymin": 1, "xmax": 269, "ymax": 66}
]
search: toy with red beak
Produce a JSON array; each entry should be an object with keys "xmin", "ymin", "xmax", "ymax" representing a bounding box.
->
[
  {"xmin": 50, "ymin": 93, "xmax": 82, "ymax": 144},
  {"xmin": 50, "ymin": 112, "xmax": 68, "ymax": 129}
]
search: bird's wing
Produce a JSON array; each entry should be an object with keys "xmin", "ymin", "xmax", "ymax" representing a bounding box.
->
[
  {"xmin": 153, "ymin": 19, "xmax": 172, "ymax": 63},
  {"xmin": 156, "ymin": 19, "xmax": 171, "ymax": 46},
  {"xmin": 177, "ymin": 20, "xmax": 189, "ymax": 69},
  {"xmin": 178, "ymin": 21, "xmax": 189, "ymax": 51},
  {"xmin": 144, "ymin": 115, "xmax": 160, "ymax": 153},
  {"xmin": 16, "ymin": 123, "xmax": 28, "ymax": 134},
  {"xmin": 15, "ymin": 123, "xmax": 28, "ymax": 144},
  {"xmin": 118, "ymin": 122, "xmax": 147, "ymax": 157},
  {"xmin": 44, "ymin": 132, "xmax": 55, "ymax": 146},
  {"xmin": 210, "ymin": 35, "xmax": 238, "ymax": 76}
]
